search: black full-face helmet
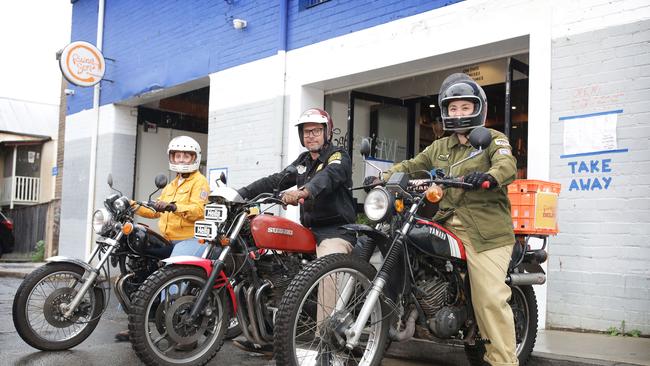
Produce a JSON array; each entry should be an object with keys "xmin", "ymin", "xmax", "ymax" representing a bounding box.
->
[{"xmin": 438, "ymin": 73, "xmax": 487, "ymax": 132}]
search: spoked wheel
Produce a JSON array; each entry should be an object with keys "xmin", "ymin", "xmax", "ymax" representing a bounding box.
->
[
  {"xmin": 464, "ymin": 284, "xmax": 538, "ymax": 366},
  {"xmin": 128, "ymin": 266, "xmax": 230, "ymax": 366},
  {"xmin": 12, "ymin": 263, "xmax": 105, "ymax": 351},
  {"xmin": 274, "ymin": 254, "xmax": 390, "ymax": 366}
]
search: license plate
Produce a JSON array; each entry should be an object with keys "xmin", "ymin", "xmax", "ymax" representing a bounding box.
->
[
  {"xmin": 205, "ymin": 204, "xmax": 227, "ymax": 223},
  {"xmin": 194, "ymin": 221, "xmax": 218, "ymax": 240}
]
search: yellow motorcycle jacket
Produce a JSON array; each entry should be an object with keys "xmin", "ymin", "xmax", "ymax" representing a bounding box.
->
[{"xmin": 136, "ymin": 171, "xmax": 210, "ymax": 241}]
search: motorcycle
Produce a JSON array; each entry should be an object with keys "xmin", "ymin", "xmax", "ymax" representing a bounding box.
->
[
  {"xmin": 128, "ymin": 168, "xmax": 317, "ymax": 366},
  {"xmin": 274, "ymin": 127, "xmax": 549, "ymax": 366},
  {"xmin": 12, "ymin": 173, "xmax": 175, "ymax": 351}
]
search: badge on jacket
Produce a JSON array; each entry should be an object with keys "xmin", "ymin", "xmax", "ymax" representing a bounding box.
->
[
  {"xmin": 297, "ymin": 165, "xmax": 307, "ymax": 174},
  {"xmin": 438, "ymin": 154, "xmax": 450, "ymax": 161},
  {"xmin": 327, "ymin": 152, "xmax": 342, "ymax": 164}
]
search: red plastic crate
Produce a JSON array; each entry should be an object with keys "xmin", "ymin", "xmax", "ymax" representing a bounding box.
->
[{"xmin": 508, "ymin": 179, "xmax": 561, "ymax": 235}]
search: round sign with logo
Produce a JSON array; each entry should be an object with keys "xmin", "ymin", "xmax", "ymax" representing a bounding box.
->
[{"xmin": 58, "ymin": 41, "xmax": 105, "ymax": 87}]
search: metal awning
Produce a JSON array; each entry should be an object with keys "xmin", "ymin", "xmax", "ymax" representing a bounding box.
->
[{"xmin": 0, "ymin": 131, "xmax": 51, "ymax": 146}]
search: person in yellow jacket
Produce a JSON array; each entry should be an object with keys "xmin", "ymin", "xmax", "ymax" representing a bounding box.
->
[{"xmin": 115, "ymin": 135, "xmax": 209, "ymax": 342}]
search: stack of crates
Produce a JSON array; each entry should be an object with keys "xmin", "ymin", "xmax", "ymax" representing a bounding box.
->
[{"xmin": 508, "ymin": 180, "xmax": 561, "ymax": 236}]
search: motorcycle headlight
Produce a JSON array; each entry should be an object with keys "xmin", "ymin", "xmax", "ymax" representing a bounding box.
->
[
  {"xmin": 113, "ymin": 197, "xmax": 129, "ymax": 212},
  {"xmin": 364, "ymin": 187, "xmax": 392, "ymax": 222},
  {"xmin": 92, "ymin": 208, "xmax": 112, "ymax": 234}
]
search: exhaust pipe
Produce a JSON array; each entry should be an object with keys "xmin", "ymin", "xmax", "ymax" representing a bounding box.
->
[
  {"xmin": 389, "ymin": 308, "xmax": 418, "ymax": 341},
  {"xmin": 254, "ymin": 281, "xmax": 273, "ymax": 342},
  {"xmin": 246, "ymin": 285, "xmax": 269, "ymax": 345},
  {"xmin": 234, "ymin": 283, "xmax": 256, "ymax": 344},
  {"xmin": 507, "ymin": 272, "xmax": 546, "ymax": 286},
  {"xmin": 114, "ymin": 273, "xmax": 134, "ymax": 313}
]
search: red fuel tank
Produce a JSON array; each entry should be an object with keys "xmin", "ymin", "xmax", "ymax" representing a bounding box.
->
[{"xmin": 250, "ymin": 214, "xmax": 316, "ymax": 254}]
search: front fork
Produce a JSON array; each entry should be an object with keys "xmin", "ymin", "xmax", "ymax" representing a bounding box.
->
[
  {"xmin": 186, "ymin": 211, "xmax": 247, "ymax": 323},
  {"xmin": 63, "ymin": 232, "xmax": 122, "ymax": 318},
  {"xmin": 344, "ymin": 201, "xmax": 419, "ymax": 349}
]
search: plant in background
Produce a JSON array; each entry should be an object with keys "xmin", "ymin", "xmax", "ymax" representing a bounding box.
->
[
  {"xmin": 606, "ymin": 321, "xmax": 642, "ymax": 337},
  {"xmin": 356, "ymin": 213, "xmax": 371, "ymax": 225},
  {"xmin": 31, "ymin": 240, "xmax": 45, "ymax": 262}
]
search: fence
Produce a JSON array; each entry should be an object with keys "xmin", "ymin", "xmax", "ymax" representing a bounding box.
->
[{"xmin": 6, "ymin": 201, "xmax": 50, "ymax": 254}]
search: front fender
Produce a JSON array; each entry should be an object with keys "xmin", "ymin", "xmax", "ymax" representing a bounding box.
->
[
  {"xmin": 161, "ymin": 256, "xmax": 237, "ymax": 314},
  {"xmin": 46, "ymin": 256, "xmax": 96, "ymax": 274}
]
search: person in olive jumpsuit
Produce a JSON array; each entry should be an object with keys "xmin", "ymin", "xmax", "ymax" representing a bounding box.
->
[{"xmin": 383, "ymin": 73, "xmax": 519, "ymax": 366}]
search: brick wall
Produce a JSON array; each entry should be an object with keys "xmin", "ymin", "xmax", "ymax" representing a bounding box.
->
[
  {"xmin": 548, "ymin": 19, "xmax": 650, "ymax": 333},
  {"xmin": 66, "ymin": 0, "xmax": 460, "ymax": 115}
]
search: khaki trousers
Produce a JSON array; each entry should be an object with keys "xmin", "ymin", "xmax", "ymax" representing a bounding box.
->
[
  {"xmin": 446, "ymin": 216, "xmax": 518, "ymax": 366},
  {"xmin": 316, "ymin": 238, "xmax": 353, "ymax": 331}
]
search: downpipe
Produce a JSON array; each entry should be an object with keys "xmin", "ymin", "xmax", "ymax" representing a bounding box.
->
[
  {"xmin": 253, "ymin": 281, "xmax": 273, "ymax": 342},
  {"xmin": 246, "ymin": 285, "xmax": 269, "ymax": 345},
  {"xmin": 507, "ymin": 272, "xmax": 546, "ymax": 286},
  {"xmin": 234, "ymin": 283, "xmax": 257, "ymax": 343},
  {"xmin": 389, "ymin": 308, "xmax": 418, "ymax": 342},
  {"xmin": 114, "ymin": 272, "xmax": 134, "ymax": 313}
]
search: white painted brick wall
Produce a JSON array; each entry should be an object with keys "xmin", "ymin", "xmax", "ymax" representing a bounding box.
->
[{"xmin": 548, "ymin": 19, "xmax": 650, "ymax": 334}]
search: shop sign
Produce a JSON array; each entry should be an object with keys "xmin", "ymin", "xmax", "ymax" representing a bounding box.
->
[{"xmin": 58, "ymin": 41, "xmax": 105, "ymax": 87}]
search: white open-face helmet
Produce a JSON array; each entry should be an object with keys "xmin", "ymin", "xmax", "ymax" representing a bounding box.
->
[{"xmin": 167, "ymin": 136, "xmax": 201, "ymax": 173}]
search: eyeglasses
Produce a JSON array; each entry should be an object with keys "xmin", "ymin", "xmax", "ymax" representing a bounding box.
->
[{"xmin": 303, "ymin": 127, "xmax": 324, "ymax": 137}]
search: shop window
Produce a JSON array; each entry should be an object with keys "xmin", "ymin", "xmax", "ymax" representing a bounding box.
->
[{"xmin": 300, "ymin": 0, "xmax": 330, "ymax": 11}]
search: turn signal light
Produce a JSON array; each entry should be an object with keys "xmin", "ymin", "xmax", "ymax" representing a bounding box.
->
[
  {"xmin": 121, "ymin": 222, "xmax": 134, "ymax": 235},
  {"xmin": 219, "ymin": 236, "xmax": 231, "ymax": 246},
  {"xmin": 198, "ymin": 239, "xmax": 206, "ymax": 244},
  {"xmin": 425, "ymin": 184, "xmax": 444, "ymax": 203},
  {"xmin": 394, "ymin": 199, "xmax": 405, "ymax": 213}
]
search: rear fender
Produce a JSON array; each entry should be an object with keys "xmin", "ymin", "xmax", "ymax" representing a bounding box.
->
[{"xmin": 162, "ymin": 256, "xmax": 237, "ymax": 314}]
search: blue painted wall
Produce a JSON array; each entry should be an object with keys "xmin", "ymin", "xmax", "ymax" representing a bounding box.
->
[{"xmin": 67, "ymin": 0, "xmax": 462, "ymax": 115}]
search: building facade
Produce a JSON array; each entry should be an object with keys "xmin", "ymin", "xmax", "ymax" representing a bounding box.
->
[{"xmin": 61, "ymin": 0, "xmax": 650, "ymax": 334}]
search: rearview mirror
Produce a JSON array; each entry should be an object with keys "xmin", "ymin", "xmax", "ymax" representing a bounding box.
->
[
  {"xmin": 154, "ymin": 174, "xmax": 168, "ymax": 189},
  {"xmin": 360, "ymin": 138, "xmax": 372, "ymax": 158},
  {"xmin": 107, "ymin": 174, "xmax": 114, "ymax": 188},
  {"xmin": 468, "ymin": 127, "xmax": 492, "ymax": 150},
  {"xmin": 219, "ymin": 172, "xmax": 227, "ymax": 185}
]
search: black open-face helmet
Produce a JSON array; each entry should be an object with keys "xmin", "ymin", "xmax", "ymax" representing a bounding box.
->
[{"xmin": 438, "ymin": 73, "xmax": 487, "ymax": 132}]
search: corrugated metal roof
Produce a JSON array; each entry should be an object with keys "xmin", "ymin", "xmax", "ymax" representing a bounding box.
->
[{"xmin": 0, "ymin": 97, "xmax": 58, "ymax": 138}]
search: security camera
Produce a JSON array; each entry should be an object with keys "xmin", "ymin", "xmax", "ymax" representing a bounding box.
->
[
  {"xmin": 64, "ymin": 88, "xmax": 75, "ymax": 96},
  {"xmin": 232, "ymin": 18, "xmax": 247, "ymax": 30}
]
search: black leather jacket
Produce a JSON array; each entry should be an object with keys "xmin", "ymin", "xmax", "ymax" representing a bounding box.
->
[{"xmin": 238, "ymin": 144, "xmax": 355, "ymax": 229}]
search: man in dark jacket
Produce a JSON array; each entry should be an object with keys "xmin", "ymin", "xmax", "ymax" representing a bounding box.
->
[{"xmin": 234, "ymin": 107, "xmax": 356, "ymax": 354}]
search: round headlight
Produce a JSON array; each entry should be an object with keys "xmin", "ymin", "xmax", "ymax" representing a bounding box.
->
[
  {"xmin": 364, "ymin": 188, "xmax": 391, "ymax": 222},
  {"xmin": 92, "ymin": 208, "xmax": 112, "ymax": 234},
  {"xmin": 113, "ymin": 197, "xmax": 128, "ymax": 212}
]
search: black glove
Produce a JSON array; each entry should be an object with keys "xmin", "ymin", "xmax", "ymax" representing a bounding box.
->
[
  {"xmin": 464, "ymin": 172, "xmax": 496, "ymax": 189},
  {"xmin": 363, "ymin": 176, "xmax": 382, "ymax": 192},
  {"xmin": 153, "ymin": 201, "xmax": 176, "ymax": 212}
]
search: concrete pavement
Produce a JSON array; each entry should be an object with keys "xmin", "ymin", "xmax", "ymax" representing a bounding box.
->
[{"xmin": 2, "ymin": 261, "xmax": 648, "ymax": 366}]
